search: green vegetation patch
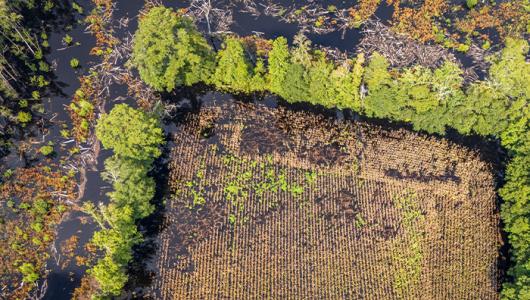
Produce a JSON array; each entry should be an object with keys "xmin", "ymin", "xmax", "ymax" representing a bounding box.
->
[{"xmin": 392, "ymin": 191, "xmax": 425, "ymax": 297}]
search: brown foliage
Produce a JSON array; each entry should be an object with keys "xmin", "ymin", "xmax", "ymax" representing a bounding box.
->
[
  {"xmin": 0, "ymin": 166, "xmax": 76, "ymax": 299},
  {"xmin": 388, "ymin": 0, "xmax": 447, "ymax": 42},
  {"xmin": 349, "ymin": 0, "xmax": 382, "ymax": 25},
  {"xmin": 457, "ymin": 2, "xmax": 529, "ymax": 39},
  {"xmin": 68, "ymin": 76, "xmax": 97, "ymax": 142}
]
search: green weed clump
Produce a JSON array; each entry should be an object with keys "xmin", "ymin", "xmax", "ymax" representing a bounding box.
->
[
  {"xmin": 179, "ymin": 152, "xmax": 319, "ymax": 225},
  {"xmin": 39, "ymin": 142, "xmax": 54, "ymax": 156},
  {"xmin": 392, "ymin": 192, "xmax": 425, "ymax": 297},
  {"xmin": 466, "ymin": 0, "xmax": 478, "ymax": 9}
]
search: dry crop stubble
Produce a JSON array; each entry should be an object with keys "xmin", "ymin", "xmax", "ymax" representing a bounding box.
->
[{"xmin": 148, "ymin": 100, "xmax": 500, "ymax": 299}]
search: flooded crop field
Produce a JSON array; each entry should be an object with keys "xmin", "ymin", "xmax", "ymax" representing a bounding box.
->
[{"xmin": 146, "ymin": 96, "xmax": 501, "ymax": 299}]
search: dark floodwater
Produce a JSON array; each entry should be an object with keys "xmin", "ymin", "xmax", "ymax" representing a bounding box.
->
[
  {"xmin": 38, "ymin": 1, "xmax": 495, "ymax": 299},
  {"xmin": 41, "ymin": 0, "xmax": 98, "ymax": 298}
]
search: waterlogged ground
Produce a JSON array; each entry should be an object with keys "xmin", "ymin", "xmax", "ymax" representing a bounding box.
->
[
  {"xmin": 0, "ymin": 0, "xmax": 511, "ymax": 299},
  {"xmin": 146, "ymin": 95, "xmax": 501, "ymax": 299}
]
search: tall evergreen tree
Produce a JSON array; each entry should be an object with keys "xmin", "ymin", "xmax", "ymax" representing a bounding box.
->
[
  {"xmin": 212, "ymin": 37, "xmax": 255, "ymax": 93},
  {"xmin": 267, "ymin": 37, "xmax": 290, "ymax": 95}
]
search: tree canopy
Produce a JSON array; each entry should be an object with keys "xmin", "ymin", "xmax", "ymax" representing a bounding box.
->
[
  {"xmin": 96, "ymin": 104, "xmax": 164, "ymax": 161},
  {"xmin": 89, "ymin": 104, "xmax": 164, "ymax": 298},
  {"xmin": 212, "ymin": 37, "xmax": 262, "ymax": 93},
  {"xmin": 131, "ymin": 6, "xmax": 215, "ymax": 91}
]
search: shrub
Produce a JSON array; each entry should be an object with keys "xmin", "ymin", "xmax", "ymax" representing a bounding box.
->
[
  {"xmin": 31, "ymin": 199, "xmax": 50, "ymax": 216},
  {"xmin": 31, "ymin": 90, "xmax": 40, "ymax": 100},
  {"xmin": 466, "ymin": 0, "xmax": 478, "ymax": 9},
  {"xmin": 63, "ymin": 34, "xmax": 73, "ymax": 46},
  {"xmin": 39, "ymin": 145, "xmax": 54, "ymax": 156},
  {"xmin": 17, "ymin": 111, "xmax": 31, "ymax": 124},
  {"xmin": 70, "ymin": 58, "xmax": 80, "ymax": 68},
  {"xmin": 19, "ymin": 99, "xmax": 28, "ymax": 108},
  {"xmin": 19, "ymin": 263, "xmax": 39, "ymax": 283}
]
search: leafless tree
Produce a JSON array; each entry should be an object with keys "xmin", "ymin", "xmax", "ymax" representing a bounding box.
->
[{"xmin": 187, "ymin": 0, "xmax": 233, "ymax": 34}]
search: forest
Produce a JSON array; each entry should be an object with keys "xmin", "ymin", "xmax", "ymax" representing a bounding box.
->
[{"xmin": 0, "ymin": 0, "xmax": 528, "ymax": 299}]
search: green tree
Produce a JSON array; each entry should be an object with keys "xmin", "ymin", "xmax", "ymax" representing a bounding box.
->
[
  {"xmin": 103, "ymin": 157, "xmax": 156, "ymax": 219},
  {"xmin": 307, "ymin": 53, "xmax": 334, "ymax": 107},
  {"xmin": 451, "ymin": 38, "xmax": 529, "ymax": 136},
  {"xmin": 131, "ymin": 7, "xmax": 215, "ymax": 91},
  {"xmin": 267, "ymin": 37, "xmax": 290, "ymax": 95},
  {"xmin": 90, "ymin": 103, "xmax": 163, "ymax": 297},
  {"xmin": 499, "ymin": 154, "xmax": 530, "ymax": 300},
  {"xmin": 398, "ymin": 62, "xmax": 464, "ymax": 134},
  {"xmin": 350, "ymin": 53, "xmax": 365, "ymax": 111},
  {"xmin": 501, "ymin": 100, "xmax": 529, "ymax": 155},
  {"xmin": 212, "ymin": 37, "xmax": 256, "ymax": 93},
  {"xmin": 281, "ymin": 63, "xmax": 310, "ymax": 102},
  {"xmin": 330, "ymin": 59, "xmax": 355, "ymax": 109},
  {"xmin": 489, "ymin": 38, "xmax": 530, "ymax": 100},
  {"xmin": 90, "ymin": 256, "xmax": 129, "ymax": 296},
  {"xmin": 251, "ymin": 58, "xmax": 268, "ymax": 91},
  {"xmin": 328, "ymin": 53, "xmax": 366, "ymax": 110},
  {"xmin": 363, "ymin": 52, "xmax": 396, "ymax": 118},
  {"xmin": 96, "ymin": 104, "xmax": 164, "ymax": 161},
  {"xmin": 291, "ymin": 33, "xmax": 312, "ymax": 68},
  {"xmin": 495, "ymin": 42, "xmax": 530, "ymax": 299}
]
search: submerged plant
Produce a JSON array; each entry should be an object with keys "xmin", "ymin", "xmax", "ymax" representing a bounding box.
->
[
  {"xmin": 39, "ymin": 145, "xmax": 54, "ymax": 156},
  {"xmin": 70, "ymin": 58, "xmax": 80, "ymax": 69}
]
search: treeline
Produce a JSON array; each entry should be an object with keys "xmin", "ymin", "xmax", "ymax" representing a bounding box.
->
[
  {"xmin": 82, "ymin": 104, "xmax": 164, "ymax": 298},
  {"xmin": 131, "ymin": 6, "xmax": 529, "ymax": 299}
]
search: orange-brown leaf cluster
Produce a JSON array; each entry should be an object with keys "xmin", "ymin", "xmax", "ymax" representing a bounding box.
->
[
  {"xmin": 388, "ymin": 0, "xmax": 447, "ymax": 42},
  {"xmin": 0, "ymin": 167, "xmax": 76, "ymax": 299},
  {"xmin": 349, "ymin": 0, "xmax": 382, "ymax": 25},
  {"xmin": 241, "ymin": 35, "xmax": 273, "ymax": 57},
  {"xmin": 86, "ymin": 0, "xmax": 118, "ymax": 58},
  {"xmin": 457, "ymin": 2, "xmax": 529, "ymax": 39},
  {"xmin": 68, "ymin": 75, "xmax": 96, "ymax": 143}
]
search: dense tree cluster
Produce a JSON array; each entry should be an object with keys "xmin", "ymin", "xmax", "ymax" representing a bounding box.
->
[
  {"xmin": 267, "ymin": 34, "xmax": 365, "ymax": 109},
  {"xmin": 131, "ymin": 6, "xmax": 215, "ymax": 92},
  {"xmin": 132, "ymin": 6, "xmax": 529, "ymax": 299},
  {"xmin": 88, "ymin": 104, "xmax": 164, "ymax": 297}
]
